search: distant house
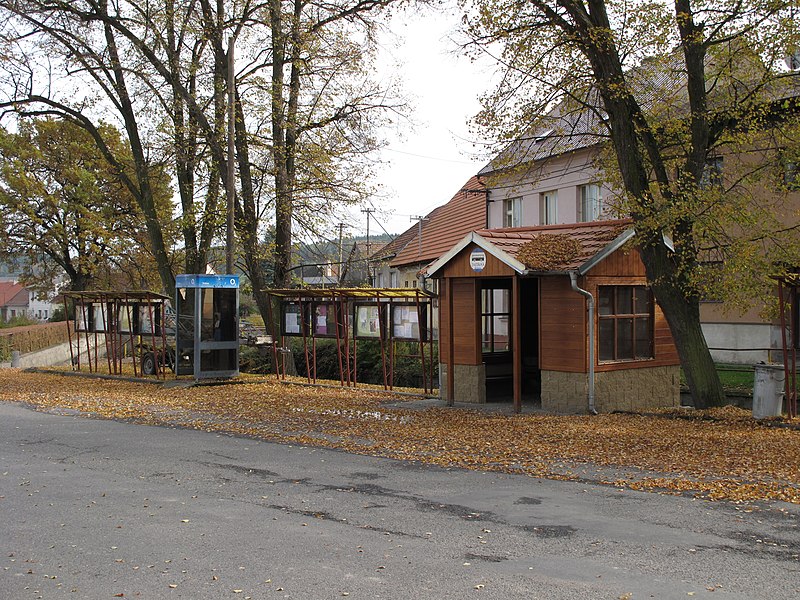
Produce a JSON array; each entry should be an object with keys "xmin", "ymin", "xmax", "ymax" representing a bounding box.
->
[
  {"xmin": 372, "ymin": 176, "xmax": 487, "ymax": 291},
  {"xmin": 0, "ymin": 281, "xmax": 58, "ymax": 322}
]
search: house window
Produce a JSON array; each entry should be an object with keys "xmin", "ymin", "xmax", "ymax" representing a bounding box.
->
[
  {"xmin": 503, "ymin": 197, "xmax": 522, "ymax": 227},
  {"xmin": 579, "ymin": 184, "xmax": 602, "ymax": 222},
  {"xmin": 598, "ymin": 286, "xmax": 654, "ymax": 361},
  {"xmin": 44, "ymin": 310, "xmax": 48, "ymax": 319},
  {"xmin": 481, "ymin": 283, "xmax": 511, "ymax": 353},
  {"xmin": 390, "ymin": 271, "xmax": 398, "ymax": 288},
  {"xmin": 540, "ymin": 191, "xmax": 558, "ymax": 225},
  {"xmin": 700, "ymin": 156, "xmax": 723, "ymax": 188},
  {"xmin": 781, "ymin": 152, "xmax": 800, "ymax": 190}
]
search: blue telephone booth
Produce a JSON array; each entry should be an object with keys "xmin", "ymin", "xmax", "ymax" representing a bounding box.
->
[{"xmin": 175, "ymin": 274, "xmax": 240, "ymax": 379}]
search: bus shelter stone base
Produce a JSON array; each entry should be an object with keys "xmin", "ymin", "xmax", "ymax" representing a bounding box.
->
[{"xmin": 541, "ymin": 366, "xmax": 680, "ymax": 414}]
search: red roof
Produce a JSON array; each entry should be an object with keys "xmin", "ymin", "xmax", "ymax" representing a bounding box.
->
[
  {"xmin": 389, "ymin": 176, "xmax": 486, "ymax": 268},
  {"xmin": 0, "ymin": 281, "xmax": 28, "ymax": 307}
]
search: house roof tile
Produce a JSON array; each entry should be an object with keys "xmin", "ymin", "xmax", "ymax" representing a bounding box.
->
[
  {"xmin": 389, "ymin": 176, "xmax": 486, "ymax": 268},
  {"xmin": 0, "ymin": 282, "xmax": 28, "ymax": 307},
  {"xmin": 479, "ymin": 47, "xmax": 800, "ymax": 177}
]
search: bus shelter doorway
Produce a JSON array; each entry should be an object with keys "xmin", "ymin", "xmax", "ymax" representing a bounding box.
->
[{"xmin": 480, "ymin": 277, "xmax": 540, "ymax": 403}]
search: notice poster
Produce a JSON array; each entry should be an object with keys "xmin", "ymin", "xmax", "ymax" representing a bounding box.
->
[
  {"xmin": 138, "ymin": 305, "xmax": 159, "ymax": 335},
  {"xmin": 118, "ymin": 305, "xmax": 134, "ymax": 333},
  {"xmin": 392, "ymin": 304, "xmax": 423, "ymax": 340},
  {"xmin": 355, "ymin": 305, "xmax": 382, "ymax": 339},
  {"xmin": 284, "ymin": 303, "xmax": 302, "ymax": 335},
  {"xmin": 93, "ymin": 305, "xmax": 108, "ymax": 332},
  {"xmin": 75, "ymin": 305, "xmax": 92, "ymax": 332},
  {"xmin": 314, "ymin": 302, "xmax": 336, "ymax": 337}
]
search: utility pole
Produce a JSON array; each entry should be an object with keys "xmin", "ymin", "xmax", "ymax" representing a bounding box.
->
[
  {"xmin": 410, "ymin": 215, "xmax": 430, "ymax": 259},
  {"xmin": 225, "ymin": 36, "xmax": 236, "ymax": 275},
  {"xmin": 361, "ymin": 208, "xmax": 375, "ymax": 286}
]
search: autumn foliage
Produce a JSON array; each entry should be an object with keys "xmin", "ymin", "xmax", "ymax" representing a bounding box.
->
[{"xmin": 0, "ymin": 369, "xmax": 797, "ymax": 505}]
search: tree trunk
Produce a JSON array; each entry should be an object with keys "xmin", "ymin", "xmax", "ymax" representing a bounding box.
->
[{"xmin": 640, "ymin": 243, "xmax": 726, "ymax": 408}]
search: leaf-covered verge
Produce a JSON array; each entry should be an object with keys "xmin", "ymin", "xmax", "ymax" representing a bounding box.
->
[{"xmin": 0, "ymin": 369, "xmax": 797, "ymax": 505}]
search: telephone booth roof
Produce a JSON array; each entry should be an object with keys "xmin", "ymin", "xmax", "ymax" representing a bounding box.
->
[{"xmin": 176, "ymin": 274, "xmax": 239, "ymax": 288}]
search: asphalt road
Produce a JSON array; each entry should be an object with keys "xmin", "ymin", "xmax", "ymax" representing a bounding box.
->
[{"xmin": 1, "ymin": 401, "xmax": 798, "ymax": 600}]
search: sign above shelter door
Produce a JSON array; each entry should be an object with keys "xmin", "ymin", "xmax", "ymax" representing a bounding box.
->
[{"xmin": 470, "ymin": 248, "xmax": 487, "ymax": 272}]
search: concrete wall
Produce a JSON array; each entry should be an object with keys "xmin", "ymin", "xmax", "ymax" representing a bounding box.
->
[
  {"xmin": 1, "ymin": 336, "xmax": 107, "ymax": 369},
  {"xmin": 701, "ymin": 322, "xmax": 781, "ymax": 364},
  {"xmin": 541, "ymin": 365, "xmax": 680, "ymax": 414},
  {"xmin": 439, "ymin": 362, "xmax": 486, "ymax": 404}
]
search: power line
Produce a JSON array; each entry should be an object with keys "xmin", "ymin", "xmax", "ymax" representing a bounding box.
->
[{"xmin": 384, "ymin": 147, "xmax": 480, "ymax": 165}]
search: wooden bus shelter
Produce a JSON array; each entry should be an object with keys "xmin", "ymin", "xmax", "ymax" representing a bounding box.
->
[
  {"xmin": 426, "ymin": 220, "xmax": 681, "ymax": 414},
  {"xmin": 63, "ymin": 290, "xmax": 171, "ymax": 378},
  {"xmin": 264, "ymin": 288, "xmax": 436, "ymax": 393}
]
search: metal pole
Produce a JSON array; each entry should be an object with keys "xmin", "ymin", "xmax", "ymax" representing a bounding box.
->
[
  {"xmin": 414, "ymin": 291, "xmax": 427, "ymax": 393},
  {"xmin": 64, "ymin": 296, "xmax": 75, "ymax": 370},
  {"xmin": 301, "ymin": 298, "xmax": 311, "ymax": 383},
  {"xmin": 126, "ymin": 300, "xmax": 137, "ymax": 378},
  {"xmin": 337, "ymin": 223, "xmax": 344, "ymax": 284},
  {"xmin": 377, "ymin": 292, "xmax": 388, "ymax": 390}
]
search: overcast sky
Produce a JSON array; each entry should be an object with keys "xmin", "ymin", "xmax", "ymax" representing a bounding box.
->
[{"xmin": 354, "ymin": 3, "xmax": 496, "ymax": 238}]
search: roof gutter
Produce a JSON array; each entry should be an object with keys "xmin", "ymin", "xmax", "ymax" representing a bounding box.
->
[{"xmin": 569, "ymin": 271, "xmax": 597, "ymax": 415}]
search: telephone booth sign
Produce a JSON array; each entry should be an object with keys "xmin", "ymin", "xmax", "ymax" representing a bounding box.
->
[{"xmin": 175, "ymin": 274, "xmax": 240, "ymax": 379}]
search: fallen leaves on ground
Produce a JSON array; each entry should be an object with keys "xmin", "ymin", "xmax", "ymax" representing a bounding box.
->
[{"xmin": 1, "ymin": 369, "xmax": 798, "ymax": 504}]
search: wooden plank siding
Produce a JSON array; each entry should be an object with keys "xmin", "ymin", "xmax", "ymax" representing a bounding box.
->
[
  {"xmin": 436, "ymin": 242, "xmax": 680, "ymax": 376},
  {"xmin": 440, "ymin": 243, "xmax": 517, "ymax": 279},
  {"xmin": 539, "ymin": 277, "xmax": 587, "ymax": 373},
  {"xmin": 587, "ymin": 247, "xmax": 646, "ymax": 278},
  {"xmin": 444, "ymin": 279, "xmax": 481, "ymax": 365}
]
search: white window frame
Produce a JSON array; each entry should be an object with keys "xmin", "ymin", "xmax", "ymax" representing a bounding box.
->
[
  {"xmin": 503, "ymin": 197, "xmax": 522, "ymax": 228},
  {"xmin": 579, "ymin": 184, "xmax": 602, "ymax": 222},
  {"xmin": 540, "ymin": 191, "xmax": 558, "ymax": 225}
]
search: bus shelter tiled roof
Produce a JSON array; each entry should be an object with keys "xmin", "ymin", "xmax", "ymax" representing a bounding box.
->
[
  {"xmin": 476, "ymin": 219, "xmax": 632, "ymax": 273},
  {"xmin": 426, "ymin": 219, "xmax": 636, "ymax": 277}
]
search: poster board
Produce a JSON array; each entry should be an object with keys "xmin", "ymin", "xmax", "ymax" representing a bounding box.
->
[
  {"xmin": 93, "ymin": 303, "xmax": 110, "ymax": 332},
  {"xmin": 138, "ymin": 304, "xmax": 161, "ymax": 336},
  {"xmin": 75, "ymin": 304, "xmax": 93, "ymax": 332},
  {"xmin": 354, "ymin": 304, "xmax": 384, "ymax": 339},
  {"xmin": 311, "ymin": 302, "xmax": 337, "ymax": 337},
  {"xmin": 117, "ymin": 304, "xmax": 136, "ymax": 333},
  {"xmin": 392, "ymin": 304, "xmax": 425, "ymax": 341},
  {"xmin": 282, "ymin": 302, "xmax": 306, "ymax": 336}
]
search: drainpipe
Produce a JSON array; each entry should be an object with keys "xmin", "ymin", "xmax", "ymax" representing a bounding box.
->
[{"xmin": 569, "ymin": 271, "xmax": 597, "ymax": 415}]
